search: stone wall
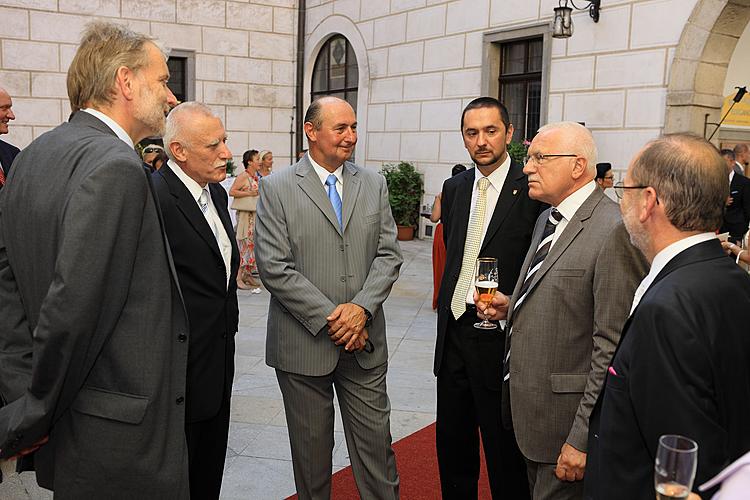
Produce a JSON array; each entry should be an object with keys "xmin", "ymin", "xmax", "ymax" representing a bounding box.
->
[
  {"xmin": 304, "ymin": 0, "xmax": 704, "ymax": 198},
  {"xmin": 0, "ymin": 0, "xmax": 297, "ymax": 168}
]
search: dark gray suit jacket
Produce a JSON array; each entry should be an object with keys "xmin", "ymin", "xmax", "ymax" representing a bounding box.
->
[
  {"xmin": 0, "ymin": 111, "xmax": 190, "ymax": 498},
  {"xmin": 254, "ymin": 156, "xmax": 403, "ymax": 376},
  {"xmin": 505, "ymin": 187, "xmax": 648, "ymax": 463}
]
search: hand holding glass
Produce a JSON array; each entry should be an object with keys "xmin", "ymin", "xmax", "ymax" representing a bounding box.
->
[
  {"xmin": 654, "ymin": 434, "xmax": 698, "ymax": 499},
  {"xmin": 474, "ymin": 258, "xmax": 498, "ymax": 330}
]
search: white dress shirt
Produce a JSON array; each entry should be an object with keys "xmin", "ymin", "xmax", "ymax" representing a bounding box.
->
[
  {"xmin": 464, "ymin": 154, "xmax": 511, "ymax": 303},
  {"xmin": 81, "ymin": 108, "xmax": 134, "ymax": 149},
  {"xmin": 168, "ymin": 160, "xmax": 232, "ymax": 288},
  {"xmin": 309, "ymin": 154, "xmax": 343, "ymax": 199},
  {"xmin": 552, "ymin": 180, "xmax": 597, "ymax": 248},
  {"xmin": 629, "ymin": 232, "xmax": 717, "ymax": 314}
]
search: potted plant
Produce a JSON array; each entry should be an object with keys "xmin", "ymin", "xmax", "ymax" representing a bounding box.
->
[{"xmin": 381, "ymin": 161, "xmax": 424, "ymax": 241}]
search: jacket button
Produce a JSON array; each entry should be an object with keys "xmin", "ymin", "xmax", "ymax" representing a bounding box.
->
[
  {"xmin": 340, "ymin": 276, "xmax": 346, "ymax": 282},
  {"xmin": 178, "ymin": 333, "xmax": 187, "ymax": 342},
  {"xmin": 339, "ymin": 245, "xmax": 344, "ymax": 251},
  {"xmin": 176, "ymin": 396, "xmax": 184, "ymax": 404}
]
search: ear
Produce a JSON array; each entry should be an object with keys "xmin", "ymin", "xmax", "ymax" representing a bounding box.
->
[
  {"xmin": 570, "ymin": 157, "xmax": 587, "ymax": 180},
  {"xmin": 303, "ymin": 122, "xmax": 316, "ymax": 144},
  {"xmin": 505, "ymin": 123, "xmax": 515, "ymax": 145},
  {"xmin": 639, "ymin": 187, "xmax": 659, "ymax": 223},
  {"xmin": 169, "ymin": 141, "xmax": 188, "ymax": 163},
  {"xmin": 115, "ymin": 66, "xmax": 136, "ymax": 102}
]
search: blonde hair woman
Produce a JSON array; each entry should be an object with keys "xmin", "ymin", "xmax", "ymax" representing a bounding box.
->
[
  {"xmin": 258, "ymin": 150, "xmax": 273, "ymax": 177},
  {"xmin": 229, "ymin": 149, "xmax": 262, "ymax": 292}
]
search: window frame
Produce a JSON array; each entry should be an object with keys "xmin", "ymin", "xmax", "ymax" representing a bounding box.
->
[
  {"xmin": 310, "ymin": 34, "xmax": 359, "ymax": 108},
  {"xmin": 166, "ymin": 49, "xmax": 196, "ymax": 103}
]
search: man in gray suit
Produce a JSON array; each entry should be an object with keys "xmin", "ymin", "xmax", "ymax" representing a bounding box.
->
[
  {"xmin": 255, "ymin": 96, "xmax": 402, "ymax": 500},
  {"xmin": 0, "ymin": 22, "xmax": 189, "ymax": 498},
  {"xmin": 480, "ymin": 122, "xmax": 647, "ymax": 499}
]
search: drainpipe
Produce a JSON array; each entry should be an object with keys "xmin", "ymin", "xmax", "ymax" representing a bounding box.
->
[{"xmin": 294, "ymin": 0, "xmax": 306, "ymax": 158}]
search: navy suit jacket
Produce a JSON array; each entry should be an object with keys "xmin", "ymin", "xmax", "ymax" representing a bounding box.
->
[
  {"xmin": 0, "ymin": 138, "xmax": 20, "ymax": 186},
  {"xmin": 585, "ymin": 239, "xmax": 750, "ymax": 499},
  {"xmin": 720, "ymin": 173, "xmax": 750, "ymax": 239},
  {"xmin": 152, "ymin": 165, "xmax": 239, "ymax": 423}
]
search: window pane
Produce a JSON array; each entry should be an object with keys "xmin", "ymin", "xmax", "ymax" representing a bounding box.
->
[
  {"xmin": 526, "ymin": 80, "xmax": 541, "ymax": 139},
  {"xmin": 346, "ymin": 43, "xmax": 359, "ymax": 88},
  {"xmin": 329, "ymin": 37, "xmax": 347, "ymax": 90},
  {"xmin": 310, "ymin": 35, "xmax": 359, "ymax": 106},
  {"xmin": 501, "ymin": 42, "xmax": 526, "ymax": 75},
  {"xmin": 312, "ymin": 49, "xmax": 328, "ymax": 92},
  {"xmin": 501, "ymin": 81, "xmax": 527, "ymax": 142},
  {"xmin": 528, "ymin": 39, "xmax": 543, "ymax": 73},
  {"xmin": 345, "ymin": 91, "xmax": 357, "ymax": 110},
  {"xmin": 167, "ymin": 57, "xmax": 187, "ymax": 103}
]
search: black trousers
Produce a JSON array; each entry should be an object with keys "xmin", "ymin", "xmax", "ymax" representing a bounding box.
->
[
  {"xmin": 436, "ymin": 310, "xmax": 529, "ymax": 500},
  {"xmin": 185, "ymin": 395, "xmax": 231, "ymax": 500}
]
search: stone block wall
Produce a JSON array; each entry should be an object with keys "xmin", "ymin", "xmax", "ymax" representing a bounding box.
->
[{"xmin": 0, "ymin": 0, "xmax": 297, "ymax": 169}]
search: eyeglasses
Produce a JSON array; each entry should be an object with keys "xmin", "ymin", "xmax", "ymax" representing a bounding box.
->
[
  {"xmin": 613, "ymin": 182, "xmax": 649, "ymax": 199},
  {"xmin": 523, "ymin": 153, "xmax": 578, "ymax": 166},
  {"xmin": 143, "ymin": 147, "xmax": 162, "ymax": 154}
]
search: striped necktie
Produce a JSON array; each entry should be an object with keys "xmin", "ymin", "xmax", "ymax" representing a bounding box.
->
[
  {"xmin": 450, "ymin": 177, "xmax": 491, "ymax": 320},
  {"xmin": 503, "ymin": 208, "xmax": 562, "ymax": 381}
]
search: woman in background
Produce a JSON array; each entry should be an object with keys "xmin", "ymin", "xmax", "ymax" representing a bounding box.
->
[
  {"xmin": 229, "ymin": 149, "xmax": 262, "ymax": 293},
  {"xmin": 258, "ymin": 150, "xmax": 273, "ymax": 178},
  {"xmin": 431, "ymin": 164, "xmax": 466, "ymax": 310}
]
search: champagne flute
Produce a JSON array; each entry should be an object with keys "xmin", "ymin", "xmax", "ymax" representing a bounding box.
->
[
  {"xmin": 474, "ymin": 257, "xmax": 499, "ymax": 330},
  {"xmin": 654, "ymin": 434, "xmax": 698, "ymax": 499}
]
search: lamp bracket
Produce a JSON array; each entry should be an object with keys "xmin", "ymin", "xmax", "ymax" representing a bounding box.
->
[{"xmin": 567, "ymin": 0, "xmax": 600, "ymax": 22}]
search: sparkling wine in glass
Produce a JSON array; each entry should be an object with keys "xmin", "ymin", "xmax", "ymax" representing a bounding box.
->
[
  {"xmin": 654, "ymin": 434, "xmax": 698, "ymax": 500},
  {"xmin": 474, "ymin": 257, "xmax": 499, "ymax": 330}
]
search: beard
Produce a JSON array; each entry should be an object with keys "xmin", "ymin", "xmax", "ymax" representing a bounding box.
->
[
  {"xmin": 134, "ymin": 84, "xmax": 168, "ymax": 137},
  {"xmin": 622, "ymin": 206, "xmax": 649, "ymax": 255},
  {"xmin": 471, "ymin": 147, "xmax": 505, "ymax": 167}
]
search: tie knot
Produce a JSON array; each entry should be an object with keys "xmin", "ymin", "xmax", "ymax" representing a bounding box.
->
[
  {"xmin": 477, "ymin": 177, "xmax": 490, "ymax": 192},
  {"xmin": 550, "ymin": 208, "xmax": 562, "ymax": 224},
  {"xmin": 326, "ymin": 174, "xmax": 337, "ymax": 187}
]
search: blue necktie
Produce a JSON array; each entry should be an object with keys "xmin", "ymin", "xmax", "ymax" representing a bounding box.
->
[{"xmin": 326, "ymin": 174, "xmax": 342, "ymax": 230}]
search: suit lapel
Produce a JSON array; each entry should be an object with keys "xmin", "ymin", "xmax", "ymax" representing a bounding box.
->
[
  {"xmin": 296, "ymin": 158, "xmax": 342, "ymax": 235},
  {"xmin": 524, "ymin": 188, "xmax": 604, "ymax": 301},
  {"xmin": 161, "ymin": 166, "xmax": 223, "ymax": 259},
  {"xmin": 480, "ymin": 161, "xmax": 525, "ymax": 253},
  {"xmin": 341, "ymin": 162, "xmax": 360, "ymax": 232}
]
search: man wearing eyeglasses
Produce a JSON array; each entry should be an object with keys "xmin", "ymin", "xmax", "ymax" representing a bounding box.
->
[
  {"xmin": 585, "ymin": 133, "xmax": 750, "ymax": 500},
  {"xmin": 479, "ymin": 121, "xmax": 646, "ymax": 499}
]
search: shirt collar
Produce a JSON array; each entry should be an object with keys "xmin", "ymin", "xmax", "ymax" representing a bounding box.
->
[
  {"xmin": 168, "ymin": 159, "xmax": 205, "ymax": 201},
  {"xmin": 730, "ymin": 170, "xmax": 735, "ymax": 183},
  {"xmin": 81, "ymin": 108, "xmax": 134, "ymax": 149},
  {"xmin": 555, "ymin": 180, "xmax": 597, "ymax": 221},
  {"xmin": 309, "ymin": 154, "xmax": 343, "ymax": 185},
  {"xmin": 648, "ymin": 232, "xmax": 717, "ymax": 280},
  {"xmin": 473, "ymin": 153, "xmax": 511, "ymax": 190}
]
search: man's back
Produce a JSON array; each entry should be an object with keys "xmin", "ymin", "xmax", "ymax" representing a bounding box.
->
[{"xmin": 0, "ymin": 112, "xmax": 190, "ymax": 498}]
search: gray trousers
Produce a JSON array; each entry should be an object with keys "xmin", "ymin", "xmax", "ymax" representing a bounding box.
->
[
  {"xmin": 276, "ymin": 353, "xmax": 399, "ymax": 500},
  {"xmin": 525, "ymin": 459, "xmax": 584, "ymax": 500}
]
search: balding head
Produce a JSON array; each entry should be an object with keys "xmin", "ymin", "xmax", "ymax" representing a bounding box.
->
[
  {"xmin": 0, "ymin": 87, "xmax": 15, "ymax": 135},
  {"xmin": 303, "ymin": 97, "xmax": 357, "ymax": 172},
  {"xmin": 734, "ymin": 143, "xmax": 749, "ymax": 167}
]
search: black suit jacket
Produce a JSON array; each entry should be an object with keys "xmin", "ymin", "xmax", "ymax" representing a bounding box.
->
[
  {"xmin": 153, "ymin": 165, "xmax": 239, "ymax": 423},
  {"xmin": 720, "ymin": 173, "xmax": 750, "ymax": 239},
  {"xmin": 0, "ymin": 138, "xmax": 20, "ymax": 186},
  {"xmin": 434, "ymin": 162, "xmax": 544, "ymax": 375},
  {"xmin": 585, "ymin": 239, "xmax": 750, "ymax": 500}
]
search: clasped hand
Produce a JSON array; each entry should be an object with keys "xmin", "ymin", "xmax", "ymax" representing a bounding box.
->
[
  {"xmin": 473, "ymin": 291, "xmax": 510, "ymax": 321},
  {"xmin": 327, "ymin": 303, "xmax": 368, "ymax": 352}
]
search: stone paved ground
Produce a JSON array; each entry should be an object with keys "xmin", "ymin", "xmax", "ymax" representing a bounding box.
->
[{"xmin": 2, "ymin": 238, "xmax": 437, "ymax": 500}]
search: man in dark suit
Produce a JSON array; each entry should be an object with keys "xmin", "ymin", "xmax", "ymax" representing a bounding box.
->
[
  {"xmin": 0, "ymin": 86, "xmax": 19, "ymax": 189},
  {"xmin": 733, "ymin": 143, "xmax": 748, "ymax": 176},
  {"xmin": 153, "ymin": 102, "xmax": 239, "ymax": 500},
  {"xmin": 434, "ymin": 97, "xmax": 543, "ymax": 499},
  {"xmin": 719, "ymin": 149, "xmax": 750, "ymax": 244},
  {"xmin": 0, "ymin": 22, "xmax": 190, "ymax": 498},
  {"xmin": 585, "ymin": 133, "xmax": 750, "ymax": 500}
]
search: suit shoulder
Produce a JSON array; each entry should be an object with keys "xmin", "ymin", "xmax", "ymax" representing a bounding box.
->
[{"xmin": 443, "ymin": 169, "xmax": 474, "ymax": 192}]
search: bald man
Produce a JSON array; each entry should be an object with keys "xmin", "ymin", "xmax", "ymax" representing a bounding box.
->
[{"xmin": 0, "ymin": 87, "xmax": 19, "ymax": 189}]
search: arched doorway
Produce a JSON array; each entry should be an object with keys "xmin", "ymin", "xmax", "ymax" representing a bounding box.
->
[
  {"xmin": 665, "ymin": 0, "xmax": 750, "ymax": 139},
  {"xmin": 311, "ymin": 34, "xmax": 359, "ymax": 112}
]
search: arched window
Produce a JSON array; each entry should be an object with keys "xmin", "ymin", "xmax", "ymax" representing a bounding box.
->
[{"xmin": 311, "ymin": 35, "xmax": 358, "ymax": 110}]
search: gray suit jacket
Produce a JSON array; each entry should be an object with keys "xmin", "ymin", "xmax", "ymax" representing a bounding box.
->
[
  {"xmin": 254, "ymin": 156, "xmax": 403, "ymax": 376},
  {"xmin": 506, "ymin": 187, "xmax": 647, "ymax": 463},
  {"xmin": 0, "ymin": 112, "xmax": 190, "ymax": 498}
]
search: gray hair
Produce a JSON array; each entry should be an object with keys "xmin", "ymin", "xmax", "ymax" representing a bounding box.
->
[
  {"xmin": 631, "ymin": 133, "xmax": 727, "ymax": 232},
  {"xmin": 537, "ymin": 121, "xmax": 598, "ymax": 174},
  {"xmin": 67, "ymin": 21, "xmax": 167, "ymax": 113},
  {"xmin": 163, "ymin": 102, "xmax": 218, "ymax": 160}
]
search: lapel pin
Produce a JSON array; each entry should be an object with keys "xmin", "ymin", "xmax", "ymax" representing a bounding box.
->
[{"xmin": 512, "ymin": 189, "xmax": 518, "ymax": 195}]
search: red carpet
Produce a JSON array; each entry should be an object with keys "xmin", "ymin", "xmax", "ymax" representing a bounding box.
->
[{"xmin": 286, "ymin": 422, "xmax": 491, "ymax": 499}]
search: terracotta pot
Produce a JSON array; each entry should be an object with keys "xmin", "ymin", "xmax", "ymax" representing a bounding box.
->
[{"xmin": 397, "ymin": 225, "xmax": 415, "ymax": 241}]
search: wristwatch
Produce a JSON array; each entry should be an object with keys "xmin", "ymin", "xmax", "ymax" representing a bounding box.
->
[{"xmin": 363, "ymin": 308, "xmax": 373, "ymax": 327}]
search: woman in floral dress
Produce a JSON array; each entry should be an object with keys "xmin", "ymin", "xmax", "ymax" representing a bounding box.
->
[{"xmin": 229, "ymin": 149, "xmax": 261, "ymax": 293}]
